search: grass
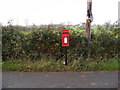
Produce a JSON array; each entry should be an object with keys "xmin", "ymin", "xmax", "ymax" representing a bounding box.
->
[{"xmin": 2, "ymin": 58, "xmax": 119, "ymax": 72}]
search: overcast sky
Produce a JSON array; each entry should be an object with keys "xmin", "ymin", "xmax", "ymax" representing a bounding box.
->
[{"xmin": 0, "ymin": 0, "xmax": 119, "ymax": 25}]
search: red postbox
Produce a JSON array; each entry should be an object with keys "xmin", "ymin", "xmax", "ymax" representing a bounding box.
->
[{"xmin": 61, "ymin": 29, "xmax": 70, "ymax": 46}]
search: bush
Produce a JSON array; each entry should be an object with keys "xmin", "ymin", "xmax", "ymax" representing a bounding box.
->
[
  {"xmin": 2, "ymin": 25, "xmax": 23, "ymax": 60},
  {"xmin": 2, "ymin": 25, "xmax": 119, "ymax": 61}
]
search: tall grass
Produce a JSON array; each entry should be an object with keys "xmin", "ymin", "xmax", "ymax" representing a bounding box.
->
[{"xmin": 2, "ymin": 58, "xmax": 119, "ymax": 72}]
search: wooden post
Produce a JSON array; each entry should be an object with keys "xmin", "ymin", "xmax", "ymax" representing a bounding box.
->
[{"xmin": 85, "ymin": 0, "xmax": 93, "ymax": 60}]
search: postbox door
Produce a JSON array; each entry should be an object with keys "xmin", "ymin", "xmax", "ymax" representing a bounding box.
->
[
  {"xmin": 62, "ymin": 36, "xmax": 69, "ymax": 46},
  {"xmin": 62, "ymin": 29, "xmax": 70, "ymax": 46}
]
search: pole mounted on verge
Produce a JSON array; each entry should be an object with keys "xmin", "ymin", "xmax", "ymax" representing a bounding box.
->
[
  {"xmin": 85, "ymin": 0, "xmax": 93, "ymax": 59},
  {"xmin": 61, "ymin": 29, "xmax": 70, "ymax": 65}
]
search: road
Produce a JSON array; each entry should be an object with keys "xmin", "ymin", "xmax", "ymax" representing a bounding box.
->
[{"xmin": 2, "ymin": 71, "xmax": 119, "ymax": 88}]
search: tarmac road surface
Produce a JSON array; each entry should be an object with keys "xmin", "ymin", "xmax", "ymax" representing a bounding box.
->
[{"xmin": 2, "ymin": 71, "xmax": 119, "ymax": 88}]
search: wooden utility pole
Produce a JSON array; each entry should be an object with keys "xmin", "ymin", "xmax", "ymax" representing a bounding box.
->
[
  {"xmin": 118, "ymin": 1, "xmax": 120, "ymax": 26},
  {"xmin": 85, "ymin": 0, "xmax": 93, "ymax": 59}
]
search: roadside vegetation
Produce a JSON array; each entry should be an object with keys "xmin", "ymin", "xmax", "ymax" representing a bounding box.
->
[
  {"xmin": 2, "ymin": 22, "xmax": 120, "ymax": 72},
  {"xmin": 2, "ymin": 58, "xmax": 119, "ymax": 72}
]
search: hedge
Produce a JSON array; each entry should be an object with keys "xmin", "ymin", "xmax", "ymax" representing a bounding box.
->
[{"xmin": 2, "ymin": 25, "xmax": 119, "ymax": 61}]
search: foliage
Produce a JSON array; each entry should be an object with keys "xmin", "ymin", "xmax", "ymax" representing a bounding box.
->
[
  {"xmin": 2, "ymin": 58, "xmax": 119, "ymax": 72},
  {"xmin": 2, "ymin": 25, "xmax": 119, "ymax": 61}
]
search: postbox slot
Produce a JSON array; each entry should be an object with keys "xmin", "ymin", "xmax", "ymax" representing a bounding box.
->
[{"xmin": 62, "ymin": 32, "xmax": 68, "ymax": 34}]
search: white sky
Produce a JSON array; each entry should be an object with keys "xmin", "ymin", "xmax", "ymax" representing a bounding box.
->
[{"xmin": 0, "ymin": 0, "xmax": 119, "ymax": 25}]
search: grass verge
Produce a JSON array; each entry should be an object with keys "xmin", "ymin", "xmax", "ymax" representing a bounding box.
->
[{"xmin": 2, "ymin": 58, "xmax": 119, "ymax": 72}]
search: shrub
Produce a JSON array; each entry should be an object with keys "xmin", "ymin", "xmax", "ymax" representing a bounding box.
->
[{"xmin": 2, "ymin": 25, "xmax": 119, "ymax": 61}]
